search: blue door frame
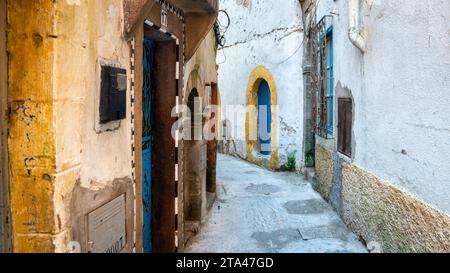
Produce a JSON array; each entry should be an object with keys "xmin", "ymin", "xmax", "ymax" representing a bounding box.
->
[
  {"xmin": 321, "ymin": 26, "xmax": 334, "ymax": 136},
  {"xmin": 326, "ymin": 28, "xmax": 334, "ymax": 135},
  {"xmin": 142, "ymin": 39, "xmax": 155, "ymax": 253},
  {"xmin": 257, "ymin": 80, "xmax": 272, "ymax": 155}
]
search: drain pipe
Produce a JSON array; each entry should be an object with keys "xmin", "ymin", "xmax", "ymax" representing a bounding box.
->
[{"xmin": 348, "ymin": 0, "xmax": 366, "ymax": 53}]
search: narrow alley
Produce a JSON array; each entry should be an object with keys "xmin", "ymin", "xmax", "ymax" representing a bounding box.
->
[
  {"xmin": 0, "ymin": 0, "xmax": 449, "ymax": 255},
  {"xmin": 186, "ymin": 155, "xmax": 367, "ymax": 253}
]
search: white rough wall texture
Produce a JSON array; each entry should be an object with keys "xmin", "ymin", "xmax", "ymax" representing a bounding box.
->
[
  {"xmin": 218, "ymin": 0, "xmax": 305, "ymax": 167},
  {"xmin": 314, "ymin": 0, "xmax": 450, "ymax": 214}
]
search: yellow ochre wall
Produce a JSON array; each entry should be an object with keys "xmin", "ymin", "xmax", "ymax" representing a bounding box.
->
[
  {"xmin": 7, "ymin": 0, "xmax": 58, "ymax": 252},
  {"xmin": 0, "ymin": 0, "xmax": 11, "ymax": 253}
]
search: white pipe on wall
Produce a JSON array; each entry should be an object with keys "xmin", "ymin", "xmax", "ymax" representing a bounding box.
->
[{"xmin": 348, "ymin": 0, "xmax": 366, "ymax": 53}]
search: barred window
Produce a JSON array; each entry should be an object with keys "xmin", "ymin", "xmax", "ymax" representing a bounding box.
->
[{"xmin": 312, "ymin": 16, "xmax": 334, "ymax": 138}]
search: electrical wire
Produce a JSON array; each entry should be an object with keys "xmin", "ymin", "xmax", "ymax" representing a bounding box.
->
[{"xmin": 214, "ymin": 10, "xmax": 231, "ymax": 49}]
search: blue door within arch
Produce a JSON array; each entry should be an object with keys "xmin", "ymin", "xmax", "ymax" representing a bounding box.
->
[{"xmin": 257, "ymin": 80, "xmax": 271, "ymax": 155}]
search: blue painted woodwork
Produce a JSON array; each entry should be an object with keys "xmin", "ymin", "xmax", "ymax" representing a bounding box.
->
[
  {"xmin": 143, "ymin": 39, "xmax": 155, "ymax": 253},
  {"xmin": 326, "ymin": 28, "xmax": 334, "ymax": 135},
  {"xmin": 257, "ymin": 80, "xmax": 272, "ymax": 155}
]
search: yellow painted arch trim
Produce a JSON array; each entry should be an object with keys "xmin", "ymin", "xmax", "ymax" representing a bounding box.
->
[
  {"xmin": 245, "ymin": 66, "xmax": 279, "ymax": 169},
  {"xmin": 185, "ymin": 67, "xmax": 205, "ymax": 102}
]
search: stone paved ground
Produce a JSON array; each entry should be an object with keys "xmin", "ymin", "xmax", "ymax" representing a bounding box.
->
[{"xmin": 186, "ymin": 154, "xmax": 368, "ymax": 253}]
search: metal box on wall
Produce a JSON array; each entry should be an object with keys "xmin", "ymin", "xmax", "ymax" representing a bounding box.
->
[
  {"xmin": 99, "ymin": 66, "xmax": 127, "ymax": 124},
  {"xmin": 87, "ymin": 194, "xmax": 127, "ymax": 253}
]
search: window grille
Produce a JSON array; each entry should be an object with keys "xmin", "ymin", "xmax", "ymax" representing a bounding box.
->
[{"xmin": 311, "ymin": 15, "xmax": 334, "ymax": 138}]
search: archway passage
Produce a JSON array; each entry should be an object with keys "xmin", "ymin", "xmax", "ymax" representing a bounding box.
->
[
  {"xmin": 187, "ymin": 89, "xmax": 202, "ymax": 142},
  {"xmin": 185, "ymin": 88, "xmax": 204, "ymax": 222},
  {"xmin": 257, "ymin": 80, "xmax": 272, "ymax": 155},
  {"xmin": 245, "ymin": 66, "xmax": 279, "ymax": 169}
]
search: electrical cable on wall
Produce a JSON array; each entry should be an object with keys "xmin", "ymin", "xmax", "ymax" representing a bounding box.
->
[{"xmin": 214, "ymin": 10, "xmax": 230, "ymax": 49}]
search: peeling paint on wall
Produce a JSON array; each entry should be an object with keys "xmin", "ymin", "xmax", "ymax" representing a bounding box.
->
[
  {"xmin": 6, "ymin": 0, "xmax": 133, "ymax": 252},
  {"xmin": 218, "ymin": 0, "xmax": 304, "ymax": 169},
  {"xmin": 236, "ymin": 0, "xmax": 251, "ymax": 9}
]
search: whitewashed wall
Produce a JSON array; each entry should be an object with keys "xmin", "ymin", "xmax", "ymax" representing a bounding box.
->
[
  {"xmin": 314, "ymin": 0, "xmax": 450, "ymax": 214},
  {"xmin": 218, "ymin": 0, "xmax": 305, "ymax": 167}
]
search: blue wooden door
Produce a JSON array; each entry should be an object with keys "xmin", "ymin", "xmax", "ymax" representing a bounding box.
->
[
  {"xmin": 257, "ymin": 80, "xmax": 271, "ymax": 155},
  {"xmin": 143, "ymin": 39, "xmax": 155, "ymax": 253}
]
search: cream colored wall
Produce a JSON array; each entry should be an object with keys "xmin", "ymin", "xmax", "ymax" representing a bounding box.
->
[
  {"xmin": 53, "ymin": 0, "xmax": 132, "ymax": 252},
  {"xmin": 183, "ymin": 29, "xmax": 219, "ymax": 142},
  {"xmin": 55, "ymin": 0, "xmax": 131, "ymax": 185},
  {"xmin": 184, "ymin": 30, "xmax": 218, "ymax": 99}
]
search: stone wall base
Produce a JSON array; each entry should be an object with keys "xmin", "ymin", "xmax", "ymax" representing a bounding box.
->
[
  {"xmin": 314, "ymin": 144, "xmax": 333, "ymax": 200},
  {"xmin": 341, "ymin": 162, "xmax": 450, "ymax": 253},
  {"xmin": 314, "ymin": 144, "xmax": 450, "ymax": 252}
]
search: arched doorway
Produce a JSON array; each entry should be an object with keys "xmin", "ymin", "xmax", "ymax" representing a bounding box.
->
[
  {"xmin": 187, "ymin": 88, "xmax": 202, "ymax": 142},
  {"xmin": 245, "ymin": 66, "xmax": 279, "ymax": 169},
  {"xmin": 184, "ymin": 88, "xmax": 204, "ymax": 222}
]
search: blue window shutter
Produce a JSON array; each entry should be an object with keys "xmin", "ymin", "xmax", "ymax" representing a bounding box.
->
[{"xmin": 326, "ymin": 28, "xmax": 334, "ymax": 136}]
